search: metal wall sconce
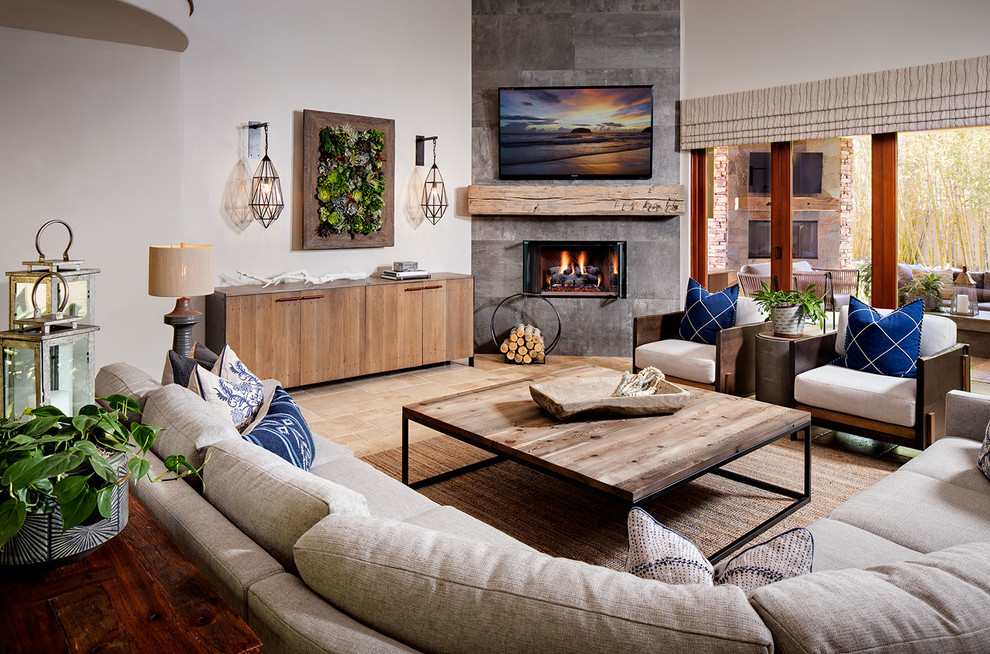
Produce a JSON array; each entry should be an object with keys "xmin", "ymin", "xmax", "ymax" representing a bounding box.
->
[
  {"xmin": 248, "ymin": 121, "xmax": 284, "ymax": 228},
  {"xmin": 415, "ymin": 135, "xmax": 448, "ymax": 224}
]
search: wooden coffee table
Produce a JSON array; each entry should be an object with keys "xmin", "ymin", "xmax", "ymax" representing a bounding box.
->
[{"xmin": 402, "ymin": 366, "xmax": 812, "ymax": 562}]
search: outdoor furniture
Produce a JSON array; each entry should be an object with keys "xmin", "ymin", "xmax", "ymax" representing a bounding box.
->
[
  {"xmin": 737, "ymin": 272, "xmax": 770, "ymax": 297},
  {"xmin": 793, "ymin": 267, "xmax": 861, "ymax": 327},
  {"xmin": 632, "ymin": 297, "xmax": 769, "ymax": 396},
  {"xmin": 761, "ymin": 304, "xmax": 970, "ymax": 449}
]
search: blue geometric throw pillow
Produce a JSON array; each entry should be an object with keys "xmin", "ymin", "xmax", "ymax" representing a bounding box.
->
[
  {"xmin": 678, "ymin": 278, "xmax": 740, "ymax": 345},
  {"xmin": 625, "ymin": 508, "xmax": 714, "ymax": 585},
  {"xmin": 836, "ymin": 296, "xmax": 923, "ymax": 378},
  {"xmin": 713, "ymin": 528, "xmax": 815, "ymax": 594},
  {"xmin": 242, "ymin": 386, "xmax": 316, "ymax": 470}
]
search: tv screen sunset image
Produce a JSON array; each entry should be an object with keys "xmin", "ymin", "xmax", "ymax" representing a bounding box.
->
[{"xmin": 499, "ymin": 86, "xmax": 653, "ymax": 179}]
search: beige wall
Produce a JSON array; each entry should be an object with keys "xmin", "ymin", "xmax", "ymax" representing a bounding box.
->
[{"xmin": 0, "ymin": 0, "xmax": 471, "ymax": 378}]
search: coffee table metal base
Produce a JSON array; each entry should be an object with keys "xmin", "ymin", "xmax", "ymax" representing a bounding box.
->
[{"xmin": 402, "ymin": 414, "xmax": 811, "ymax": 564}]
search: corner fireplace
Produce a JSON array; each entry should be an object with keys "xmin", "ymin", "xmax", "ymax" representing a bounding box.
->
[{"xmin": 523, "ymin": 240, "xmax": 626, "ymax": 298}]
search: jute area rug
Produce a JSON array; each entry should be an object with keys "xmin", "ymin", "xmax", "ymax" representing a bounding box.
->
[{"xmin": 363, "ymin": 435, "xmax": 900, "ymax": 570}]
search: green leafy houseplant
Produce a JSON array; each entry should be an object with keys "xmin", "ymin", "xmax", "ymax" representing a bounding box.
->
[
  {"xmin": 315, "ymin": 124, "xmax": 386, "ymax": 238},
  {"xmin": 751, "ymin": 282, "xmax": 828, "ymax": 333},
  {"xmin": 0, "ymin": 395, "xmax": 200, "ymax": 551},
  {"xmin": 900, "ymin": 272, "xmax": 944, "ymax": 311}
]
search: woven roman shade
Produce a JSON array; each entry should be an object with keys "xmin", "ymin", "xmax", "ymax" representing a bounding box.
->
[{"xmin": 678, "ymin": 54, "xmax": 990, "ymax": 150}]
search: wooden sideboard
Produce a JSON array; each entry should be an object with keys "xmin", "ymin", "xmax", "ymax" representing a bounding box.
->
[{"xmin": 206, "ymin": 273, "xmax": 474, "ymax": 387}]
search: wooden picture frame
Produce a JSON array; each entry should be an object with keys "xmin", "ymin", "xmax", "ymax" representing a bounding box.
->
[{"xmin": 302, "ymin": 109, "xmax": 395, "ymax": 250}]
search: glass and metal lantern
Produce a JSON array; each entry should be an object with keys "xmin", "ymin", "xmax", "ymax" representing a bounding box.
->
[
  {"xmin": 951, "ymin": 267, "xmax": 979, "ymax": 316},
  {"xmin": 6, "ymin": 220, "xmax": 98, "ymax": 328},
  {"xmin": 1, "ymin": 272, "xmax": 99, "ymax": 418}
]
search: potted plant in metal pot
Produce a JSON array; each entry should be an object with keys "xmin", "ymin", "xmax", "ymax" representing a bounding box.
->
[
  {"xmin": 901, "ymin": 271, "xmax": 944, "ymax": 312},
  {"xmin": 0, "ymin": 395, "xmax": 200, "ymax": 566},
  {"xmin": 752, "ymin": 282, "xmax": 828, "ymax": 337}
]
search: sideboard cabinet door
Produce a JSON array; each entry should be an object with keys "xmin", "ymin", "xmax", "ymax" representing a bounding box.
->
[
  {"xmin": 217, "ymin": 292, "xmax": 302, "ymax": 387},
  {"xmin": 299, "ymin": 287, "xmax": 365, "ymax": 385}
]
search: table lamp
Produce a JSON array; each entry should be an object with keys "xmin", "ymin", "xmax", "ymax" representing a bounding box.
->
[{"xmin": 148, "ymin": 244, "xmax": 215, "ymax": 355}]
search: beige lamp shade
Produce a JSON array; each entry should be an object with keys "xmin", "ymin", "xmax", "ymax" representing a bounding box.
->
[{"xmin": 148, "ymin": 244, "xmax": 215, "ymax": 298}]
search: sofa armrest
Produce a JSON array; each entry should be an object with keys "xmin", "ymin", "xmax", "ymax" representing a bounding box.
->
[
  {"xmin": 632, "ymin": 312, "xmax": 682, "ymax": 368},
  {"xmin": 715, "ymin": 321, "xmax": 771, "ymax": 395},
  {"xmin": 917, "ymin": 344, "xmax": 970, "ymax": 445},
  {"xmin": 945, "ymin": 390, "xmax": 990, "ymax": 441}
]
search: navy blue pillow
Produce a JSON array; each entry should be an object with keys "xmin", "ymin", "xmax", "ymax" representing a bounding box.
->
[
  {"xmin": 678, "ymin": 278, "xmax": 740, "ymax": 345},
  {"xmin": 836, "ymin": 296, "xmax": 923, "ymax": 378},
  {"xmin": 242, "ymin": 386, "xmax": 316, "ymax": 470}
]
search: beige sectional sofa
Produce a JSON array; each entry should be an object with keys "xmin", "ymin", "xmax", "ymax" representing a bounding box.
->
[{"xmin": 96, "ymin": 362, "xmax": 990, "ymax": 653}]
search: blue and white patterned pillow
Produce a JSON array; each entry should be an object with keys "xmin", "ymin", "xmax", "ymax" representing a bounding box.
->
[
  {"xmin": 713, "ymin": 528, "xmax": 815, "ymax": 593},
  {"xmin": 979, "ymin": 420, "xmax": 990, "ymax": 482},
  {"xmin": 213, "ymin": 345, "xmax": 263, "ymax": 387},
  {"xmin": 626, "ymin": 509, "xmax": 814, "ymax": 592},
  {"xmin": 189, "ymin": 363, "xmax": 264, "ymax": 432},
  {"xmin": 836, "ymin": 297, "xmax": 923, "ymax": 378},
  {"xmin": 678, "ymin": 278, "xmax": 739, "ymax": 345},
  {"xmin": 625, "ymin": 508, "xmax": 714, "ymax": 585},
  {"xmin": 242, "ymin": 386, "xmax": 316, "ymax": 470}
]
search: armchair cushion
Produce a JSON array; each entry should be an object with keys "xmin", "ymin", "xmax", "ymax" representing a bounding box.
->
[
  {"xmin": 794, "ymin": 365, "xmax": 917, "ymax": 427},
  {"xmin": 635, "ymin": 339, "xmax": 716, "ymax": 384},
  {"xmin": 679, "ymin": 279, "xmax": 739, "ymax": 345},
  {"xmin": 836, "ymin": 297, "xmax": 922, "ymax": 378}
]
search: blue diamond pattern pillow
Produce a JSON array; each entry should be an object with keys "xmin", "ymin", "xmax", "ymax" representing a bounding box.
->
[
  {"xmin": 242, "ymin": 386, "xmax": 316, "ymax": 470},
  {"xmin": 678, "ymin": 278, "xmax": 739, "ymax": 345},
  {"xmin": 837, "ymin": 297, "xmax": 923, "ymax": 378}
]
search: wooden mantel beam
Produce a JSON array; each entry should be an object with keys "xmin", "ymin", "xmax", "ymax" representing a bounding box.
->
[{"xmin": 467, "ymin": 184, "xmax": 685, "ymax": 216}]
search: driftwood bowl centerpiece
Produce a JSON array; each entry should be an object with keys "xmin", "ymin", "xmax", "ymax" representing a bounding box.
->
[{"xmin": 530, "ymin": 370, "xmax": 692, "ymax": 420}]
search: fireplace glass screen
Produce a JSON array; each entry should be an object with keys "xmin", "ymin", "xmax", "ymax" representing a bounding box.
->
[{"xmin": 523, "ymin": 240, "xmax": 626, "ymax": 298}]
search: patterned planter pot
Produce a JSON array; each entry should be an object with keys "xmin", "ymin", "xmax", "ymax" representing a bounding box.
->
[
  {"xmin": 0, "ymin": 453, "xmax": 129, "ymax": 567},
  {"xmin": 771, "ymin": 304, "xmax": 806, "ymax": 338}
]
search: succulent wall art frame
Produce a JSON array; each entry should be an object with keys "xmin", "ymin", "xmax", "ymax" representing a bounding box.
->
[{"xmin": 302, "ymin": 110, "xmax": 395, "ymax": 249}]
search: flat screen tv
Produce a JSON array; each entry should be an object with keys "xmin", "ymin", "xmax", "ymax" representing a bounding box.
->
[{"xmin": 498, "ymin": 86, "xmax": 654, "ymax": 180}]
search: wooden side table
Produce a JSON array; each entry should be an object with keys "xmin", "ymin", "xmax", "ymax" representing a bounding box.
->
[
  {"xmin": 755, "ymin": 331, "xmax": 837, "ymax": 407},
  {"xmin": 0, "ymin": 496, "xmax": 262, "ymax": 654}
]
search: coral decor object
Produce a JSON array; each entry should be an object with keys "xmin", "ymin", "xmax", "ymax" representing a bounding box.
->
[
  {"xmin": 612, "ymin": 367, "xmax": 665, "ymax": 397},
  {"xmin": 230, "ymin": 270, "xmax": 367, "ymax": 288}
]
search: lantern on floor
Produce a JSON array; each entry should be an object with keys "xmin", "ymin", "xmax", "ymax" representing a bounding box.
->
[
  {"xmin": 950, "ymin": 267, "xmax": 979, "ymax": 317},
  {"xmin": 0, "ymin": 272, "xmax": 99, "ymax": 418},
  {"xmin": 6, "ymin": 220, "xmax": 99, "ymax": 328}
]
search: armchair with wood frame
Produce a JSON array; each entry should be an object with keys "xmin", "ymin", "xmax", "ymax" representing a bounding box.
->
[
  {"xmin": 765, "ymin": 304, "xmax": 969, "ymax": 449},
  {"xmin": 632, "ymin": 297, "xmax": 770, "ymax": 396}
]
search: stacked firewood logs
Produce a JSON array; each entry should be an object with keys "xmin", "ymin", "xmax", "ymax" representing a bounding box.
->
[{"xmin": 499, "ymin": 323, "xmax": 546, "ymax": 364}]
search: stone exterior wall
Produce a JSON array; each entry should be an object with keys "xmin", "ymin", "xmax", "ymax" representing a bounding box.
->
[
  {"xmin": 471, "ymin": 0, "xmax": 681, "ymax": 357},
  {"xmin": 711, "ymin": 138, "xmax": 852, "ymax": 274}
]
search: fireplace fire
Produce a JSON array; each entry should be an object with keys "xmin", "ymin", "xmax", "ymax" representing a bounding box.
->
[{"xmin": 523, "ymin": 240, "xmax": 626, "ymax": 298}]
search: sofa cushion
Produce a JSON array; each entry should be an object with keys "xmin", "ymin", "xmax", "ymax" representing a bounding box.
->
[
  {"xmin": 241, "ymin": 386, "xmax": 316, "ymax": 470},
  {"xmin": 679, "ymin": 279, "xmax": 739, "ymax": 345},
  {"xmin": 248, "ymin": 573, "xmax": 418, "ymax": 654},
  {"xmin": 294, "ymin": 515, "xmax": 775, "ymax": 654},
  {"xmin": 946, "ymin": 391, "xmax": 990, "ymax": 441},
  {"xmin": 749, "ymin": 542, "xmax": 990, "ymax": 654},
  {"xmin": 310, "ymin": 434, "xmax": 356, "ymax": 468},
  {"xmin": 828, "ymin": 470, "xmax": 990, "ymax": 553},
  {"xmin": 804, "ymin": 518, "xmax": 921, "ymax": 572},
  {"xmin": 837, "ymin": 297, "xmax": 922, "ymax": 377},
  {"xmin": 635, "ymin": 339, "xmax": 716, "ymax": 384},
  {"xmin": 95, "ymin": 362, "xmax": 161, "ymax": 410},
  {"xmin": 741, "ymin": 262, "xmax": 771, "ymax": 275},
  {"xmin": 900, "ymin": 436, "xmax": 990, "ymax": 496},
  {"xmin": 794, "ymin": 364, "xmax": 916, "ymax": 427},
  {"xmin": 308, "ymin": 456, "xmax": 438, "ymax": 520},
  {"xmin": 204, "ymin": 438, "xmax": 369, "ymax": 572},
  {"xmin": 625, "ymin": 508, "xmax": 714, "ymax": 585},
  {"xmin": 401, "ymin": 506, "xmax": 534, "ymax": 551},
  {"xmin": 129, "ymin": 450, "xmax": 284, "ymax": 618},
  {"xmin": 834, "ymin": 303, "xmax": 957, "ymax": 357},
  {"xmin": 141, "ymin": 383, "xmax": 241, "ymax": 468}
]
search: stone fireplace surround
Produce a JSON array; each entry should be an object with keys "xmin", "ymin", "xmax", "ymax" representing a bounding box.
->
[{"xmin": 472, "ymin": 214, "xmax": 680, "ymax": 357}]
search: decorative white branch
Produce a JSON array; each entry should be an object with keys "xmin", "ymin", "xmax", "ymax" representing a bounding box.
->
[{"xmin": 229, "ymin": 269, "xmax": 368, "ymax": 288}]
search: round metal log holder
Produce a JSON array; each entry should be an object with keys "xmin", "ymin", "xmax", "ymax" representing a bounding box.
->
[{"xmin": 490, "ymin": 292, "xmax": 562, "ymax": 358}]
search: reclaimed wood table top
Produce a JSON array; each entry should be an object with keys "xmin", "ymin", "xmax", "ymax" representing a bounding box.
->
[
  {"xmin": 0, "ymin": 496, "xmax": 263, "ymax": 654},
  {"xmin": 404, "ymin": 365, "xmax": 811, "ymax": 503}
]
